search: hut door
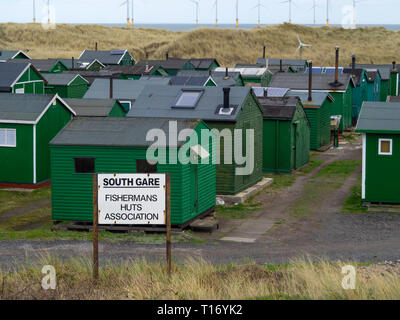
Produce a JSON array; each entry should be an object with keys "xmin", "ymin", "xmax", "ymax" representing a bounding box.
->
[
  {"xmin": 190, "ymin": 162, "xmax": 198, "ymax": 216},
  {"xmin": 293, "ymin": 123, "xmax": 298, "ymax": 170}
]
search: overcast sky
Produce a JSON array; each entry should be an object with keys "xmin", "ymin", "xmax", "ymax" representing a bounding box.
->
[{"xmin": 0, "ymin": 0, "xmax": 396, "ymax": 25}]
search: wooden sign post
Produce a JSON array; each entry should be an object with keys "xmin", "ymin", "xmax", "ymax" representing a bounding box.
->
[
  {"xmin": 93, "ymin": 173, "xmax": 99, "ymax": 281},
  {"xmin": 166, "ymin": 174, "xmax": 172, "ymax": 275},
  {"xmin": 92, "ymin": 173, "xmax": 171, "ymax": 279}
]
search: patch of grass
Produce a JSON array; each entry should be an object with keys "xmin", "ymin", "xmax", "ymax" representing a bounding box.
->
[
  {"xmin": 0, "ymin": 206, "xmax": 203, "ymax": 244},
  {"xmin": 215, "ymin": 202, "xmax": 262, "ymax": 219},
  {"xmin": 298, "ymin": 153, "xmax": 324, "ymax": 174},
  {"xmin": 343, "ymin": 176, "xmax": 368, "ymax": 214},
  {"xmin": 291, "ymin": 160, "xmax": 362, "ymax": 218},
  {"xmin": 0, "ymin": 187, "xmax": 51, "ymax": 215},
  {"xmin": 2, "ymin": 257, "xmax": 400, "ymax": 300},
  {"xmin": 264, "ymin": 174, "xmax": 296, "ymax": 191}
]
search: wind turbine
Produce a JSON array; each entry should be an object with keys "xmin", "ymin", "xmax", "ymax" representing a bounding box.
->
[
  {"xmin": 281, "ymin": 0, "xmax": 294, "ymax": 24},
  {"xmin": 33, "ymin": 0, "xmax": 36, "ymax": 23},
  {"xmin": 121, "ymin": 0, "xmax": 130, "ymax": 27},
  {"xmin": 295, "ymin": 35, "xmax": 312, "ymax": 60},
  {"xmin": 236, "ymin": 0, "xmax": 239, "ymax": 27},
  {"xmin": 253, "ymin": 0, "xmax": 265, "ymax": 27},
  {"xmin": 190, "ymin": 0, "xmax": 199, "ymax": 25},
  {"xmin": 213, "ymin": 0, "xmax": 218, "ymax": 26},
  {"xmin": 311, "ymin": 0, "xmax": 317, "ymax": 25},
  {"xmin": 131, "ymin": 0, "xmax": 134, "ymax": 27},
  {"xmin": 326, "ymin": 0, "xmax": 329, "ymax": 26}
]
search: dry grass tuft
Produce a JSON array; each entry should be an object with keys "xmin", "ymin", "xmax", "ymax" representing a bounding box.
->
[
  {"xmin": 1, "ymin": 23, "xmax": 400, "ymax": 65},
  {"xmin": 1, "ymin": 255, "xmax": 400, "ymax": 300}
]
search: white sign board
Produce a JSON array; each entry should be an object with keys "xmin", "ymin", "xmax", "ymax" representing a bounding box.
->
[{"xmin": 97, "ymin": 173, "xmax": 166, "ymax": 225}]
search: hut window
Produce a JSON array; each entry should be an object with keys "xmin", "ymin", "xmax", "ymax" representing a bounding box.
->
[
  {"xmin": 174, "ymin": 90, "xmax": 203, "ymax": 108},
  {"xmin": 136, "ymin": 159, "xmax": 157, "ymax": 173},
  {"xmin": 378, "ymin": 139, "xmax": 392, "ymax": 155},
  {"xmin": 74, "ymin": 158, "xmax": 95, "ymax": 173},
  {"xmin": 0, "ymin": 129, "xmax": 16, "ymax": 147}
]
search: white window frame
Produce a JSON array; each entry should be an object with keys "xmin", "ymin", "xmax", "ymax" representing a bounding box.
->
[
  {"xmin": 15, "ymin": 87, "xmax": 24, "ymax": 94},
  {"xmin": 0, "ymin": 129, "xmax": 17, "ymax": 147},
  {"xmin": 378, "ymin": 138, "xmax": 392, "ymax": 155}
]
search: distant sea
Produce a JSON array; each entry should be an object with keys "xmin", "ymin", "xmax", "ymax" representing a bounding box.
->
[{"xmin": 72, "ymin": 23, "xmax": 400, "ymax": 31}]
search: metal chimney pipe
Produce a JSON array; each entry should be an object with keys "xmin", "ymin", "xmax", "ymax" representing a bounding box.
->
[
  {"xmin": 351, "ymin": 54, "xmax": 356, "ymax": 77},
  {"xmin": 72, "ymin": 57, "xmax": 75, "ymax": 70},
  {"xmin": 308, "ymin": 60, "xmax": 313, "ymax": 101},
  {"xmin": 280, "ymin": 59, "xmax": 283, "ymax": 72},
  {"xmin": 334, "ymin": 46, "xmax": 339, "ymax": 84},
  {"xmin": 95, "ymin": 42, "xmax": 98, "ymax": 51},
  {"xmin": 166, "ymin": 52, "xmax": 169, "ymax": 60},
  {"xmin": 225, "ymin": 67, "xmax": 229, "ymax": 79},
  {"xmin": 393, "ymin": 61, "xmax": 397, "ymax": 71},
  {"xmin": 109, "ymin": 77, "xmax": 113, "ymax": 99},
  {"xmin": 263, "ymin": 46, "xmax": 266, "ymax": 59},
  {"xmin": 223, "ymin": 87, "xmax": 230, "ymax": 108}
]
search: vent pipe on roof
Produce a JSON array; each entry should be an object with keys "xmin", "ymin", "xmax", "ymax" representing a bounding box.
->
[
  {"xmin": 308, "ymin": 60, "xmax": 313, "ymax": 102},
  {"xmin": 280, "ymin": 59, "xmax": 283, "ymax": 72},
  {"xmin": 109, "ymin": 77, "xmax": 113, "ymax": 99},
  {"xmin": 72, "ymin": 57, "xmax": 75, "ymax": 70},
  {"xmin": 224, "ymin": 67, "xmax": 230, "ymax": 80},
  {"xmin": 166, "ymin": 52, "xmax": 169, "ymax": 60},
  {"xmin": 393, "ymin": 61, "xmax": 397, "ymax": 72},
  {"xmin": 209, "ymin": 70, "xmax": 212, "ymax": 77},
  {"xmin": 334, "ymin": 46, "xmax": 340, "ymax": 84},
  {"xmin": 95, "ymin": 42, "xmax": 98, "ymax": 51},
  {"xmin": 263, "ymin": 46, "xmax": 266, "ymax": 59},
  {"xmin": 351, "ymin": 54, "xmax": 356, "ymax": 77},
  {"xmin": 223, "ymin": 87, "xmax": 230, "ymax": 109},
  {"xmin": 0, "ymin": 51, "xmax": 2, "ymax": 56},
  {"xmin": 145, "ymin": 51, "xmax": 149, "ymax": 59}
]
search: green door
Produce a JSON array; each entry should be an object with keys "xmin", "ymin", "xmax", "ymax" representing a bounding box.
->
[
  {"xmin": 190, "ymin": 163, "xmax": 198, "ymax": 217},
  {"xmin": 292, "ymin": 123, "xmax": 298, "ymax": 170}
]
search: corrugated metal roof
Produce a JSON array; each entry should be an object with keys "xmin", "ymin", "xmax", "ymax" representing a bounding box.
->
[
  {"xmin": 8, "ymin": 59, "xmax": 65, "ymax": 72},
  {"xmin": 63, "ymin": 98, "xmax": 122, "ymax": 117},
  {"xmin": 83, "ymin": 78, "xmax": 170, "ymax": 100},
  {"xmin": 170, "ymin": 75, "xmax": 210, "ymax": 86},
  {"xmin": 127, "ymin": 85, "xmax": 254, "ymax": 122},
  {"xmin": 188, "ymin": 58, "xmax": 219, "ymax": 69},
  {"xmin": 0, "ymin": 62, "xmax": 30, "ymax": 91},
  {"xmin": 79, "ymin": 50, "xmax": 133, "ymax": 65},
  {"xmin": 356, "ymin": 102, "xmax": 400, "ymax": 133},
  {"xmin": 354, "ymin": 64, "xmax": 398, "ymax": 80},
  {"xmin": 50, "ymin": 117, "xmax": 200, "ymax": 147},
  {"xmin": 0, "ymin": 50, "xmax": 30, "ymax": 61},
  {"xmin": 62, "ymin": 70, "xmax": 123, "ymax": 84},
  {"xmin": 0, "ymin": 93, "xmax": 56, "ymax": 122},
  {"xmin": 270, "ymin": 73, "xmax": 353, "ymax": 92},
  {"xmin": 343, "ymin": 68, "xmax": 365, "ymax": 86},
  {"xmin": 42, "ymin": 73, "xmax": 87, "ymax": 86},
  {"xmin": 257, "ymin": 96, "xmax": 299, "ymax": 120},
  {"xmin": 285, "ymin": 91, "xmax": 334, "ymax": 107},
  {"xmin": 214, "ymin": 67, "xmax": 267, "ymax": 77}
]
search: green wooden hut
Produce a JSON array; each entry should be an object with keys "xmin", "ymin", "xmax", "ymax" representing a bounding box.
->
[
  {"xmin": 78, "ymin": 50, "xmax": 135, "ymax": 66},
  {"xmin": 0, "ymin": 50, "xmax": 30, "ymax": 62},
  {"xmin": 50, "ymin": 117, "xmax": 216, "ymax": 225},
  {"xmin": 286, "ymin": 91, "xmax": 334, "ymax": 151},
  {"xmin": 343, "ymin": 67, "xmax": 368, "ymax": 124},
  {"xmin": 43, "ymin": 74, "xmax": 89, "ymax": 98},
  {"xmin": 63, "ymin": 98, "xmax": 127, "ymax": 117},
  {"xmin": 0, "ymin": 94, "xmax": 75, "ymax": 187},
  {"xmin": 0, "ymin": 62, "xmax": 46, "ymax": 94},
  {"xmin": 127, "ymin": 86, "xmax": 264, "ymax": 195},
  {"xmin": 9, "ymin": 59, "xmax": 69, "ymax": 74},
  {"xmin": 257, "ymin": 96, "xmax": 310, "ymax": 173},
  {"xmin": 355, "ymin": 64, "xmax": 400, "ymax": 101},
  {"xmin": 356, "ymin": 101, "xmax": 400, "ymax": 203},
  {"xmin": 269, "ymin": 72, "xmax": 355, "ymax": 132},
  {"xmin": 187, "ymin": 59, "xmax": 220, "ymax": 71},
  {"xmin": 364, "ymin": 69, "xmax": 381, "ymax": 102}
]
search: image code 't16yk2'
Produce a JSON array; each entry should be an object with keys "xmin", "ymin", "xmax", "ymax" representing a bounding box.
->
[{"xmin": 97, "ymin": 173, "xmax": 166, "ymax": 225}]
